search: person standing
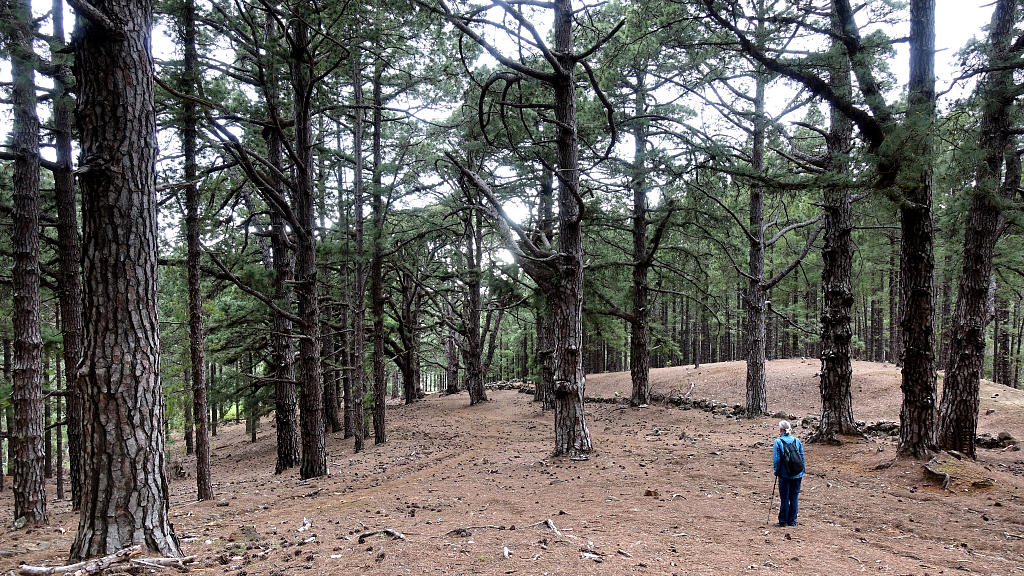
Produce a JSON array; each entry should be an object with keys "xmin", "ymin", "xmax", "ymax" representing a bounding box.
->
[{"xmin": 772, "ymin": 420, "xmax": 805, "ymax": 526}]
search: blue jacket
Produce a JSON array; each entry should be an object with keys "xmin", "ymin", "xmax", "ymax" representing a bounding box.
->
[{"xmin": 773, "ymin": 434, "xmax": 805, "ymax": 479}]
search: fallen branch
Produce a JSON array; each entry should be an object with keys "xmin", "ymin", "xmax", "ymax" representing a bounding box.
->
[
  {"xmin": 445, "ymin": 524, "xmax": 505, "ymax": 537},
  {"xmin": 526, "ymin": 518, "xmax": 563, "ymax": 536},
  {"xmin": 130, "ymin": 555, "xmax": 195, "ymax": 572},
  {"xmin": 19, "ymin": 545, "xmax": 142, "ymax": 575},
  {"xmin": 1004, "ymin": 532, "xmax": 1024, "ymax": 540},
  {"xmin": 358, "ymin": 528, "xmax": 407, "ymax": 543}
]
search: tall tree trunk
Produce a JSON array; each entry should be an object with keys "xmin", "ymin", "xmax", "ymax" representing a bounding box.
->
[
  {"xmin": 446, "ymin": 306, "xmax": 460, "ymax": 395},
  {"xmin": 45, "ymin": 360, "xmax": 53, "ymax": 479},
  {"xmin": 262, "ymin": 29, "xmax": 300, "ymax": 471},
  {"xmin": 289, "ymin": 16, "xmax": 327, "ymax": 478},
  {"xmin": 814, "ymin": 10, "xmax": 857, "ymax": 442},
  {"xmin": 351, "ymin": 47, "xmax": 368, "ymax": 451},
  {"xmin": 463, "ymin": 195, "xmax": 488, "ymax": 405},
  {"xmin": 55, "ymin": 364, "xmax": 64, "ymax": 500},
  {"xmin": 71, "ymin": 0, "xmax": 180, "ymax": 556},
  {"xmin": 936, "ymin": 0, "xmax": 1019, "ymax": 457},
  {"xmin": 744, "ymin": 69, "xmax": 769, "ymax": 417},
  {"xmin": 629, "ymin": 71, "xmax": 651, "ymax": 407},
  {"xmin": 183, "ymin": 370, "xmax": 194, "ymax": 456},
  {"xmin": 6, "ymin": 0, "xmax": 47, "ymax": 527},
  {"xmin": 550, "ymin": 0, "xmax": 592, "ymax": 458},
  {"xmin": 49, "ymin": 0, "xmax": 85, "ymax": 510},
  {"xmin": 897, "ymin": 0, "xmax": 938, "ymax": 459},
  {"xmin": 323, "ymin": 308, "xmax": 343, "ymax": 432},
  {"xmin": 370, "ymin": 64, "xmax": 387, "ymax": 445},
  {"xmin": 180, "ymin": 0, "xmax": 213, "ymax": 500},
  {"xmin": 340, "ymin": 292, "xmax": 354, "ymax": 437}
]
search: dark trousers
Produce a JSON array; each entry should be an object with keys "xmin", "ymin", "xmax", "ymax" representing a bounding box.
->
[{"xmin": 778, "ymin": 476, "xmax": 801, "ymax": 525}]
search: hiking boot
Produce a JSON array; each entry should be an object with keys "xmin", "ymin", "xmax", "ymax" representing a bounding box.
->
[
  {"xmin": 787, "ymin": 522, "xmax": 798, "ymax": 526},
  {"xmin": 775, "ymin": 522, "xmax": 787, "ymax": 527}
]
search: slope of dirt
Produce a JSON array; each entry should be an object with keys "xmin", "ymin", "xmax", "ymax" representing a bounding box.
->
[{"xmin": 2, "ymin": 359, "xmax": 1023, "ymax": 576}]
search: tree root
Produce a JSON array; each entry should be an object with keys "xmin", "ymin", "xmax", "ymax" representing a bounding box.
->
[{"xmin": 923, "ymin": 458, "xmax": 952, "ymax": 490}]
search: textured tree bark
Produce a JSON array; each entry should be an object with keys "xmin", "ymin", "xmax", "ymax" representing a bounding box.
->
[
  {"xmin": 322, "ymin": 310, "xmax": 343, "ymax": 432},
  {"xmin": 289, "ymin": 16, "xmax": 327, "ymax": 478},
  {"xmin": 183, "ymin": 372, "xmax": 194, "ymax": 456},
  {"xmin": 936, "ymin": 0, "xmax": 1018, "ymax": 458},
  {"xmin": 351, "ymin": 49, "xmax": 368, "ymax": 452},
  {"xmin": 340, "ymin": 296, "xmax": 354, "ymax": 437},
  {"xmin": 629, "ymin": 71, "xmax": 651, "ymax": 407},
  {"xmin": 744, "ymin": 71, "xmax": 768, "ymax": 417},
  {"xmin": 897, "ymin": 0, "xmax": 937, "ymax": 459},
  {"xmin": 71, "ymin": 0, "xmax": 180, "ymax": 557},
  {"xmin": 180, "ymin": 0, "xmax": 213, "ymax": 500},
  {"xmin": 550, "ymin": 0, "xmax": 592, "ymax": 459},
  {"xmin": 814, "ymin": 13, "xmax": 858, "ymax": 443},
  {"xmin": 463, "ymin": 198, "xmax": 489, "ymax": 406},
  {"xmin": 49, "ymin": 0, "xmax": 85, "ymax": 511},
  {"xmin": 445, "ymin": 309, "xmax": 460, "ymax": 395},
  {"xmin": 370, "ymin": 65, "xmax": 387, "ymax": 445},
  {"xmin": 7, "ymin": 0, "xmax": 48, "ymax": 527},
  {"xmin": 261, "ymin": 38, "xmax": 300, "ymax": 470},
  {"xmin": 45, "ymin": 371, "xmax": 53, "ymax": 479}
]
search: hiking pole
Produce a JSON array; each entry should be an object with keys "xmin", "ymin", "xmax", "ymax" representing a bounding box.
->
[{"xmin": 767, "ymin": 476, "xmax": 777, "ymax": 525}]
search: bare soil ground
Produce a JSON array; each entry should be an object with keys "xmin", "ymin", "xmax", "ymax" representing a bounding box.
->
[{"xmin": 2, "ymin": 359, "xmax": 1023, "ymax": 575}]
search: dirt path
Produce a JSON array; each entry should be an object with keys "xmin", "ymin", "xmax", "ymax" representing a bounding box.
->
[{"xmin": 2, "ymin": 360, "xmax": 1023, "ymax": 575}]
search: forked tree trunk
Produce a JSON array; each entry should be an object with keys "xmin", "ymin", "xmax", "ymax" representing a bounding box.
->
[
  {"xmin": 49, "ymin": 0, "xmax": 84, "ymax": 510},
  {"xmin": 7, "ymin": 0, "xmax": 47, "ymax": 527},
  {"xmin": 71, "ymin": 0, "xmax": 180, "ymax": 557},
  {"xmin": 290, "ymin": 16, "xmax": 327, "ymax": 478},
  {"xmin": 180, "ymin": 0, "xmax": 213, "ymax": 500},
  {"xmin": 897, "ymin": 0, "xmax": 937, "ymax": 459},
  {"xmin": 936, "ymin": 0, "xmax": 1018, "ymax": 458}
]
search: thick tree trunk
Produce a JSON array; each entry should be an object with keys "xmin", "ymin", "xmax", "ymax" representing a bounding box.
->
[
  {"xmin": 180, "ymin": 0, "xmax": 213, "ymax": 500},
  {"xmin": 71, "ymin": 0, "xmax": 180, "ymax": 556},
  {"xmin": 936, "ymin": 0, "xmax": 1018, "ymax": 458},
  {"xmin": 897, "ymin": 0, "xmax": 937, "ymax": 459},
  {"xmin": 7, "ymin": 0, "xmax": 47, "ymax": 527},
  {"xmin": 814, "ymin": 13, "xmax": 858, "ymax": 443},
  {"xmin": 744, "ymin": 72, "xmax": 768, "ymax": 417},
  {"xmin": 49, "ymin": 0, "xmax": 85, "ymax": 510},
  {"xmin": 463, "ymin": 196, "xmax": 489, "ymax": 405},
  {"xmin": 550, "ymin": 0, "xmax": 592, "ymax": 458},
  {"xmin": 290, "ymin": 17, "xmax": 327, "ymax": 478}
]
